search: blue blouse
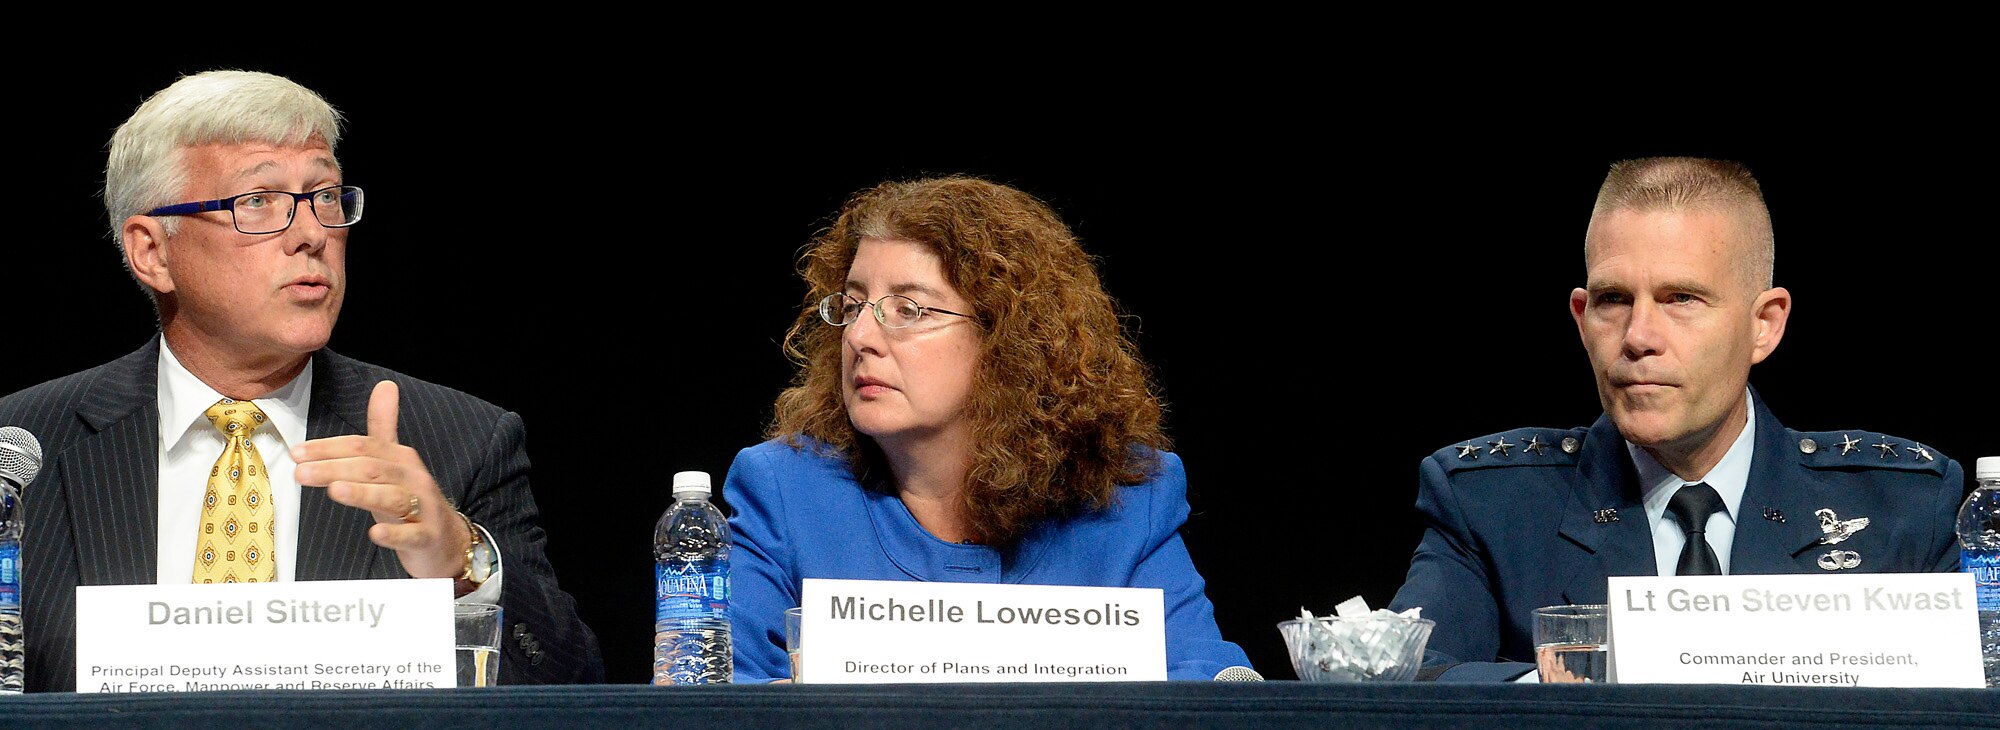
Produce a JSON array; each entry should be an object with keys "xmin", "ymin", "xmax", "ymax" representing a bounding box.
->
[{"xmin": 723, "ymin": 439, "xmax": 1252, "ymax": 682}]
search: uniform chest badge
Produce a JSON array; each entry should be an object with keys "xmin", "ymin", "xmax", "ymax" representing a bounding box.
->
[
  {"xmin": 1815, "ymin": 508, "xmax": 1869, "ymax": 545},
  {"xmin": 1812, "ymin": 508, "xmax": 1869, "ymax": 571},
  {"xmin": 1816, "ymin": 550, "xmax": 1862, "ymax": 571}
]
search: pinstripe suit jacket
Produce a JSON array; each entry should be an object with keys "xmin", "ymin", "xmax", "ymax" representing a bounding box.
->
[{"xmin": 0, "ymin": 338, "xmax": 604, "ymax": 691}]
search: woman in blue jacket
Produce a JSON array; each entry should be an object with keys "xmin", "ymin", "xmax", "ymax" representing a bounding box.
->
[{"xmin": 727, "ymin": 176, "xmax": 1250, "ymax": 682}]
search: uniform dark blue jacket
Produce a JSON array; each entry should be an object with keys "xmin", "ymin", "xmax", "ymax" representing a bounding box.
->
[{"xmin": 1389, "ymin": 392, "xmax": 1965, "ymax": 682}]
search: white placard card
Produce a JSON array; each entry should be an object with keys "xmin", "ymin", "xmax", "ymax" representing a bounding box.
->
[
  {"xmin": 75, "ymin": 578, "xmax": 455, "ymax": 693},
  {"xmin": 1608, "ymin": 573, "xmax": 1983, "ymax": 687},
  {"xmin": 799, "ymin": 578, "xmax": 1166, "ymax": 683}
]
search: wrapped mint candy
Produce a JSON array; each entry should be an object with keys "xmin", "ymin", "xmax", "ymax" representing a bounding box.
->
[{"xmin": 1278, "ymin": 597, "xmax": 1435, "ymax": 682}]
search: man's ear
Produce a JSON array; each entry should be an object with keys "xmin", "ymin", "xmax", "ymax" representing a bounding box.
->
[
  {"xmin": 122, "ymin": 215, "xmax": 174, "ymax": 295},
  {"xmin": 1569, "ymin": 287, "xmax": 1590, "ymax": 337},
  {"xmin": 1749, "ymin": 286, "xmax": 1791, "ymax": 365}
]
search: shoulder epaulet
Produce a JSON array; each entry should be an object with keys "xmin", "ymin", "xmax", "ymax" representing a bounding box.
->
[
  {"xmin": 1433, "ymin": 426, "xmax": 1590, "ymax": 473},
  {"xmin": 1789, "ymin": 430, "xmax": 1950, "ymax": 475}
]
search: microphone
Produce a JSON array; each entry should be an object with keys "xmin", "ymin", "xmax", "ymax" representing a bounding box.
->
[
  {"xmin": 0, "ymin": 427, "xmax": 41, "ymax": 490},
  {"xmin": 1213, "ymin": 665, "xmax": 1264, "ymax": 681},
  {"xmin": 2, "ymin": 426, "xmax": 41, "ymax": 695}
]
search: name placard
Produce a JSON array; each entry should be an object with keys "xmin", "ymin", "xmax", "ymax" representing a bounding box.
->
[
  {"xmin": 1608, "ymin": 573, "xmax": 1983, "ymax": 687},
  {"xmin": 798, "ymin": 578, "xmax": 1166, "ymax": 683},
  {"xmin": 75, "ymin": 579, "xmax": 455, "ymax": 693}
]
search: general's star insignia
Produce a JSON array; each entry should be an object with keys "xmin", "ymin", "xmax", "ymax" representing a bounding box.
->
[
  {"xmin": 1488, "ymin": 436, "xmax": 1516, "ymax": 457},
  {"xmin": 1872, "ymin": 439, "xmax": 1898, "ymax": 459},
  {"xmin": 1523, "ymin": 435, "xmax": 1549, "ymax": 456},
  {"xmin": 1837, "ymin": 434, "xmax": 1861, "ymax": 456},
  {"xmin": 1906, "ymin": 445, "xmax": 1934, "ymax": 462},
  {"xmin": 1456, "ymin": 443, "xmax": 1479, "ymax": 459}
]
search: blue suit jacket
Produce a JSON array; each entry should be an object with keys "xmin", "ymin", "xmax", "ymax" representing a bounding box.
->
[
  {"xmin": 722, "ymin": 439, "xmax": 1251, "ymax": 682},
  {"xmin": 1388, "ymin": 394, "xmax": 1965, "ymax": 682}
]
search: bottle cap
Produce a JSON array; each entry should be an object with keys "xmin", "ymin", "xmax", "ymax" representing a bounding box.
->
[
  {"xmin": 1978, "ymin": 457, "xmax": 2000, "ymax": 481},
  {"xmin": 672, "ymin": 470, "xmax": 712, "ymax": 497}
]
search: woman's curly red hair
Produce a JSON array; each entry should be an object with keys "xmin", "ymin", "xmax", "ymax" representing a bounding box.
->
[{"xmin": 769, "ymin": 176, "xmax": 1169, "ymax": 546}]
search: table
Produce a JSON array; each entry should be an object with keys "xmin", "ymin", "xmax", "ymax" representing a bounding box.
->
[{"xmin": 4, "ymin": 682, "xmax": 1995, "ymax": 728}]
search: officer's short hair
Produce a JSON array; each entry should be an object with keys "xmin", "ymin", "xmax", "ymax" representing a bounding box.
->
[{"xmin": 1587, "ymin": 157, "xmax": 1775, "ymax": 291}]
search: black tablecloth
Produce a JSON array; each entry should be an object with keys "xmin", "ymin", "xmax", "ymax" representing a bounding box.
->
[{"xmin": 4, "ymin": 682, "xmax": 1996, "ymax": 729}]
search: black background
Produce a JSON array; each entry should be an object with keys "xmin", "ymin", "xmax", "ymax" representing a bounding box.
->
[{"xmin": 6, "ymin": 54, "xmax": 1992, "ymax": 682}]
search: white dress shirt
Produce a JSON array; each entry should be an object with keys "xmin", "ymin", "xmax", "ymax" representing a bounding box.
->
[
  {"xmin": 153, "ymin": 341, "xmax": 501, "ymax": 600},
  {"xmin": 155, "ymin": 342, "xmax": 308, "ymax": 582},
  {"xmin": 1627, "ymin": 390, "xmax": 1757, "ymax": 577},
  {"xmin": 1525, "ymin": 390, "xmax": 1757, "ymax": 682}
]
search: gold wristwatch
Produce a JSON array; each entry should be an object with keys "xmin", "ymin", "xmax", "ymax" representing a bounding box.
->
[{"xmin": 454, "ymin": 511, "xmax": 494, "ymax": 596}]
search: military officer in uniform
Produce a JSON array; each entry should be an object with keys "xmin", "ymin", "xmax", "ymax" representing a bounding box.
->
[{"xmin": 1388, "ymin": 157, "xmax": 1966, "ymax": 682}]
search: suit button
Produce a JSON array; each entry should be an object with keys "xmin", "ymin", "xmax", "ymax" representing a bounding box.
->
[
  {"xmin": 1561, "ymin": 437, "xmax": 1580, "ymax": 454},
  {"xmin": 513, "ymin": 624, "xmax": 528, "ymax": 639},
  {"xmin": 1799, "ymin": 438, "xmax": 1818, "ymax": 454},
  {"xmin": 531, "ymin": 653, "xmax": 546, "ymax": 666}
]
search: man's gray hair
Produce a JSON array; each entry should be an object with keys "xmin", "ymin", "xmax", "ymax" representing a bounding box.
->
[{"xmin": 104, "ymin": 70, "xmax": 343, "ymax": 242}]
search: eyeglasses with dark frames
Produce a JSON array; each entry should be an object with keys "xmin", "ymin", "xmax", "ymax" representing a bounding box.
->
[{"xmin": 144, "ymin": 185, "xmax": 364, "ymax": 235}]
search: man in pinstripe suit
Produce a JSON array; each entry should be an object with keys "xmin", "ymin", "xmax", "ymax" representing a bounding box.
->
[{"xmin": 0, "ymin": 71, "xmax": 603, "ymax": 691}]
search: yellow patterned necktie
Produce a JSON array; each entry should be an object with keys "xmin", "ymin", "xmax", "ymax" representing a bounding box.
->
[{"xmin": 193, "ymin": 398, "xmax": 276, "ymax": 584}]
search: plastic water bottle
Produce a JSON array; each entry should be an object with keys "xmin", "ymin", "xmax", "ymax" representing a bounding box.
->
[
  {"xmin": 1961, "ymin": 456, "xmax": 2000, "ymax": 688},
  {"xmin": 1, "ymin": 478, "xmax": 21, "ymax": 694},
  {"xmin": 653, "ymin": 470, "xmax": 731, "ymax": 685}
]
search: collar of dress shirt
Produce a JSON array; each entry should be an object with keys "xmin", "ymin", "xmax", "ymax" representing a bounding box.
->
[
  {"xmin": 157, "ymin": 340, "xmax": 312, "ymax": 452},
  {"xmin": 1629, "ymin": 388, "xmax": 1756, "ymax": 535}
]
